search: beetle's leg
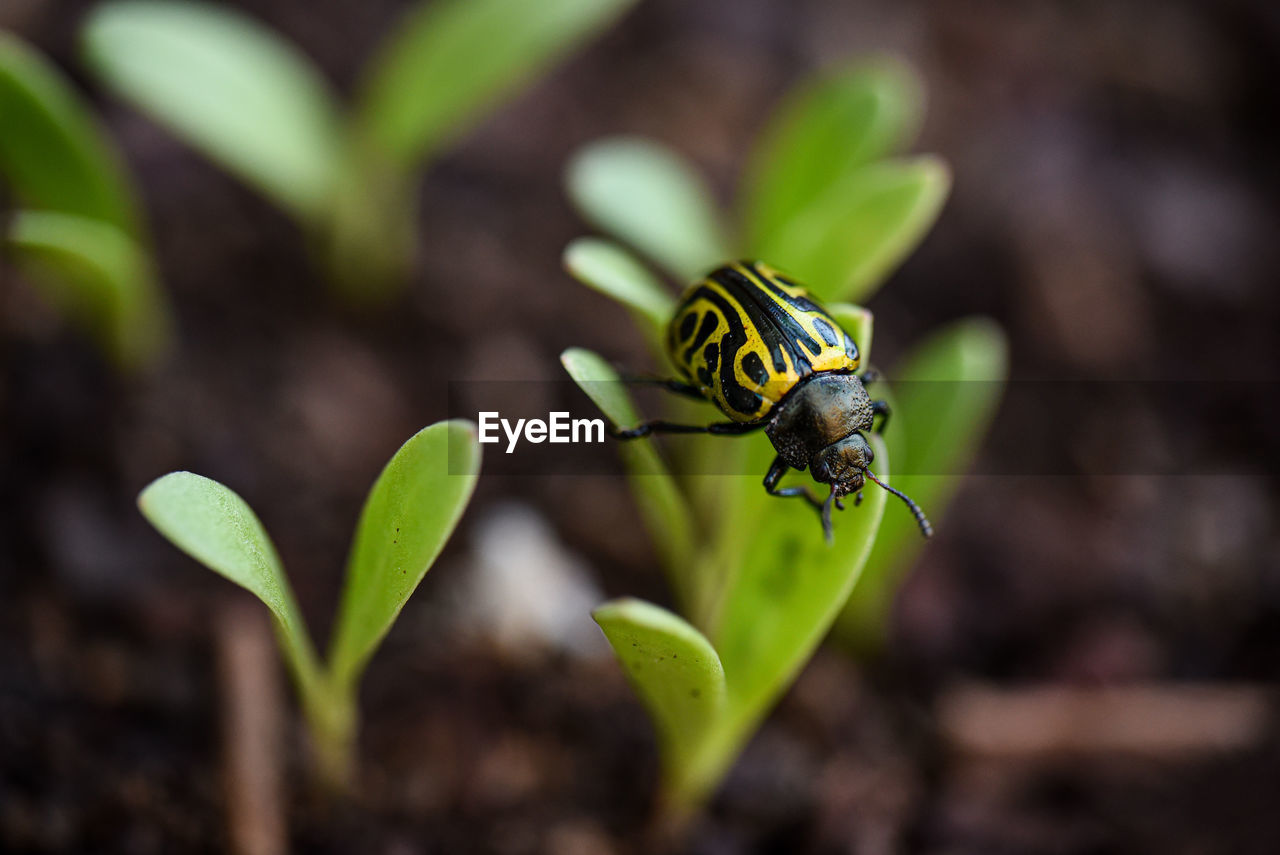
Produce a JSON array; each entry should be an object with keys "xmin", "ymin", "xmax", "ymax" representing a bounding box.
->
[
  {"xmin": 858, "ymin": 367, "xmax": 882, "ymax": 385},
  {"xmin": 870, "ymin": 398, "xmax": 891, "ymax": 434},
  {"xmin": 764, "ymin": 457, "xmax": 846, "ymax": 542},
  {"xmin": 763, "ymin": 455, "xmax": 824, "ymax": 510},
  {"xmin": 610, "ymin": 420, "xmax": 762, "ymax": 440},
  {"xmin": 619, "ymin": 375, "xmax": 708, "ymax": 401},
  {"xmin": 820, "ymin": 489, "xmax": 840, "ymax": 544}
]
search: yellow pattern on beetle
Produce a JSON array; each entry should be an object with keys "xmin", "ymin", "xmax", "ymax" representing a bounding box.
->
[{"xmin": 665, "ymin": 261, "xmax": 861, "ymax": 422}]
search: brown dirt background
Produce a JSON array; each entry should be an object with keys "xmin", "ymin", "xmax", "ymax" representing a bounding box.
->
[{"xmin": 2, "ymin": 1, "xmax": 1279, "ymax": 852}]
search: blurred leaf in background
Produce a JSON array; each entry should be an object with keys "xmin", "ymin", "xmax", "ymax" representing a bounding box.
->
[
  {"xmin": 82, "ymin": 0, "xmax": 639, "ymax": 300},
  {"xmin": 564, "ymin": 237, "xmax": 676, "ymax": 357},
  {"xmin": 356, "ymin": 0, "xmax": 635, "ymax": 168},
  {"xmin": 0, "ymin": 31, "xmax": 170, "ymax": 369},
  {"xmin": 562, "ymin": 57, "xmax": 1008, "ymax": 815},
  {"xmin": 756, "ymin": 157, "xmax": 950, "ymax": 304},
  {"xmin": 741, "ymin": 58, "xmax": 924, "ymax": 253},
  {"xmin": 7, "ymin": 211, "xmax": 169, "ymax": 370},
  {"xmin": 81, "ymin": 0, "xmax": 344, "ymax": 221},
  {"xmin": 566, "ymin": 138, "xmax": 732, "ymax": 283}
]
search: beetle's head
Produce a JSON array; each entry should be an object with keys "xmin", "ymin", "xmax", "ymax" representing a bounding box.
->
[
  {"xmin": 810, "ymin": 431, "xmax": 934, "ymax": 540},
  {"xmin": 809, "ymin": 432, "xmax": 873, "ymax": 497}
]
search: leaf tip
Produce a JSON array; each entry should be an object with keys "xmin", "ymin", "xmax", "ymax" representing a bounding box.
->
[
  {"xmin": 559, "ymin": 345, "xmax": 588, "ymax": 371},
  {"xmin": 961, "ymin": 315, "xmax": 1009, "ymax": 353},
  {"xmin": 857, "ymin": 52, "xmax": 927, "ymax": 114},
  {"xmin": 564, "ymin": 135, "xmax": 667, "ymax": 205},
  {"xmin": 955, "ymin": 315, "xmax": 1011, "ymax": 382},
  {"xmin": 562, "ymin": 236, "xmax": 611, "ymax": 287},
  {"xmin": 443, "ymin": 417, "xmax": 479, "ymax": 438},
  {"xmin": 559, "ymin": 346, "xmax": 611, "ymax": 381},
  {"xmin": 437, "ymin": 418, "xmax": 483, "ymax": 480},
  {"xmin": 591, "ymin": 595, "xmax": 643, "ymax": 626},
  {"xmin": 915, "ymin": 154, "xmax": 952, "ymax": 196},
  {"xmin": 562, "ymin": 235, "xmax": 595, "ymax": 271},
  {"xmin": 136, "ymin": 469, "xmax": 194, "ymax": 509}
]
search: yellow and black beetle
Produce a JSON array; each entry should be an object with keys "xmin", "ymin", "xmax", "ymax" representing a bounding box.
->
[{"xmin": 612, "ymin": 260, "xmax": 932, "ymax": 543}]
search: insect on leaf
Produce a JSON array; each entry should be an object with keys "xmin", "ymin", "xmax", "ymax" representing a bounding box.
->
[
  {"xmin": 742, "ymin": 58, "xmax": 924, "ymax": 250},
  {"xmin": 837, "ymin": 317, "xmax": 1008, "ymax": 651},
  {"xmin": 756, "ymin": 156, "xmax": 950, "ymax": 304},
  {"xmin": 7, "ymin": 211, "xmax": 170, "ymax": 370},
  {"xmin": 82, "ymin": 0, "xmax": 343, "ymax": 222},
  {"xmin": 0, "ymin": 32, "xmax": 140, "ymax": 235},
  {"xmin": 357, "ymin": 0, "xmax": 638, "ymax": 168},
  {"xmin": 566, "ymin": 137, "xmax": 731, "ymax": 283},
  {"xmin": 327, "ymin": 421, "xmax": 481, "ymax": 690},
  {"xmin": 137, "ymin": 472, "xmax": 324, "ymax": 694},
  {"xmin": 673, "ymin": 301, "xmax": 875, "ymax": 633},
  {"xmin": 593, "ymin": 598, "xmax": 727, "ymax": 800}
]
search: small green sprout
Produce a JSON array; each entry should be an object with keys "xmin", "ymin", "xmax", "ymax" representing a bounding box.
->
[
  {"xmin": 80, "ymin": 0, "xmax": 638, "ymax": 300},
  {"xmin": 560, "ymin": 58, "xmax": 1009, "ymax": 815},
  {"xmin": 137, "ymin": 420, "xmax": 481, "ymax": 789},
  {"xmin": 0, "ymin": 31, "xmax": 170, "ymax": 370}
]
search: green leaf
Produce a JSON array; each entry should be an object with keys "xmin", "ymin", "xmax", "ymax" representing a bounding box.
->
[
  {"xmin": 560, "ymin": 348, "xmax": 696, "ymax": 602},
  {"xmin": 0, "ymin": 31, "xmax": 140, "ymax": 235},
  {"xmin": 8, "ymin": 210, "xmax": 170, "ymax": 370},
  {"xmin": 742, "ymin": 58, "xmax": 923, "ymax": 249},
  {"xmin": 593, "ymin": 598, "xmax": 727, "ymax": 801},
  {"xmin": 82, "ymin": 0, "xmax": 343, "ymax": 221},
  {"xmin": 138, "ymin": 471, "xmax": 323, "ymax": 695},
  {"xmin": 321, "ymin": 145, "xmax": 420, "ymax": 302},
  {"xmin": 328, "ymin": 420, "xmax": 481, "ymax": 689},
  {"xmin": 668, "ymin": 434, "xmax": 889, "ymax": 809},
  {"xmin": 566, "ymin": 137, "xmax": 731, "ymax": 282},
  {"xmin": 564, "ymin": 237, "xmax": 675, "ymax": 343},
  {"xmin": 756, "ymin": 156, "xmax": 950, "ymax": 304},
  {"xmin": 560, "ymin": 346, "xmax": 644, "ymax": 429},
  {"xmin": 717, "ymin": 434, "xmax": 889, "ymax": 699},
  {"xmin": 673, "ymin": 433, "xmax": 889, "ymax": 808},
  {"xmin": 836, "ymin": 318, "xmax": 1008, "ymax": 650},
  {"xmin": 336, "ymin": 0, "xmax": 636, "ymax": 299},
  {"xmin": 357, "ymin": 0, "xmax": 638, "ymax": 168}
]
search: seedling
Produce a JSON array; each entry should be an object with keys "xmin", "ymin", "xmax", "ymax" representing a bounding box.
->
[
  {"xmin": 137, "ymin": 420, "xmax": 481, "ymax": 789},
  {"xmin": 0, "ymin": 31, "xmax": 170, "ymax": 369},
  {"xmin": 560, "ymin": 59, "xmax": 1008, "ymax": 815},
  {"xmin": 80, "ymin": 0, "xmax": 638, "ymax": 299}
]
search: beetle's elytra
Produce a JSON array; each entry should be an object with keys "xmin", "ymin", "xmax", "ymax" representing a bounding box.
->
[{"xmin": 611, "ymin": 260, "xmax": 932, "ymax": 542}]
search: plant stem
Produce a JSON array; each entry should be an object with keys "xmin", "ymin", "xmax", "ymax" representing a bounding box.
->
[
  {"xmin": 266, "ymin": 608, "xmax": 358, "ymax": 792},
  {"xmin": 659, "ymin": 703, "xmax": 763, "ymax": 821},
  {"xmin": 322, "ymin": 143, "xmax": 416, "ymax": 302},
  {"xmin": 302, "ymin": 678, "xmax": 358, "ymax": 793}
]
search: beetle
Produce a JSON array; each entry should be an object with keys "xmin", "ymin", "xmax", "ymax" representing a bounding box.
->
[{"xmin": 611, "ymin": 260, "xmax": 932, "ymax": 543}]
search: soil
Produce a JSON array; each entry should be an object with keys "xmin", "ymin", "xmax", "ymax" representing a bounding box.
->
[{"xmin": 3, "ymin": 1, "xmax": 1279, "ymax": 853}]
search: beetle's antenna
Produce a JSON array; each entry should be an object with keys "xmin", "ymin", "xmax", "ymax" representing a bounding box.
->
[{"xmin": 864, "ymin": 469, "xmax": 933, "ymax": 538}]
